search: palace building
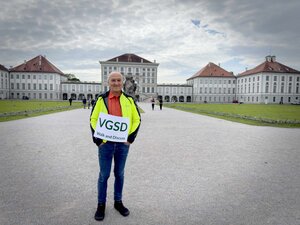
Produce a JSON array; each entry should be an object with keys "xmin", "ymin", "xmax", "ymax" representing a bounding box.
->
[
  {"xmin": 99, "ymin": 53, "xmax": 159, "ymax": 101},
  {"xmin": 187, "ymin": 62, "xmax": 236, "ymax": 103},
  {"xmin": 236, "ymin": 55, "xmax": 300, "ymax": 104},
  {"xmin": 0, "ymin": 64, "xmax": 9, "ymax": 99},
  {"xmin": 1, "ymin": 54, "xmax": 299, "ymax": 104}
]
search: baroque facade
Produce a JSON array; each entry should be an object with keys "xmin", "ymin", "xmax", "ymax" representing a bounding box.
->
[
  {"xmin": 1, "ymin": 54, "xmax": 299, "ymax": 104},
  {"xmin": 187, "ymin": 62, "xmax": 236, "ymax": 103},
  {"xmin": 0, "ymin": 64, "xmax": 9, "ymax": 99},
  {"xmin": 236, "ymin": 56, "xmax": 300, "ymax": 104},
  {"xmin": 2, "ymin": 55, "xmax": 101, "ymax": 101},
  {"xmin": 99, "ymin": 54, "xmax": 159, "ymax": 101}
]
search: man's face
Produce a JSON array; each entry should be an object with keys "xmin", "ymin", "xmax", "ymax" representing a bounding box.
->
[{"xmin": 108, "ymin": 73, "xmax": 123, "ymax": 93}]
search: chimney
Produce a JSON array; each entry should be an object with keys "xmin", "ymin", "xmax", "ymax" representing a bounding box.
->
[
  {"xmin": 218, "ymin": 63, "xmax": 220, "ymax": 67},
  {"xmin": 271, "ymin": 55, "xmax": 276, "ymax": 62},
  {"xmin": 265, "ymin": 55, "xmax": 272, "ymax": 62},
  {"xmin": 39, "ymin": 55, "xmax": 42, "ymax": 66},
  {"xmin": 116, "ymin": 58, "xmax": 119, "ymax": 62},
  {"xmin": 141, "ymin": 58, "xmax": 143, "ymax": 63},
  {"xmin": 154, "ymin": 59, "xmax": 156, "ymax": 63}
]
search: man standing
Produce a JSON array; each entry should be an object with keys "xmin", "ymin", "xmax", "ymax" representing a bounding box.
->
[{"xmin": 90, "ymin": 72, "xmax": 141, "ymax": 221}]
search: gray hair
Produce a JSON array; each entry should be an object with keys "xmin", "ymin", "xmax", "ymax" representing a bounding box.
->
[{"xmin": 107, "ymin": 71, "xmax": 124, "ymax": 82}]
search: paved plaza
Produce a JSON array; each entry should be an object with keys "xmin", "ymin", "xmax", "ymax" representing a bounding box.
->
[{"xmin": 0, "ymin": 103, "xmax": 300, "ymax": 225}]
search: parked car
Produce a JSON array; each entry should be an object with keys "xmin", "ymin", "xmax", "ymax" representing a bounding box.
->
[{"xmin": 22, "ymin": 96, "xmax": 29, "ymax": 100}]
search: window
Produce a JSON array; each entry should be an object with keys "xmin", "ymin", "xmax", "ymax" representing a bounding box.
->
[
  {"xmin": 33, "ymin": 75, "xmax": 36, "ymax": 79},
  {"xmin": 11, "ymin": 74, "xmax": 14, "ymax": 79},
  {"xmin": 11, "ymin": 83, "xmax": 14, "ymax": 89},
  {"xmin": 273, "ymin": 82, "xmax": 277, "ymax": 93},
  {"xmin": 281, "ymin": 76, "xmax": 285, "ymax": 81},
  {"xmin": 289, "ymin": 76, "xmax": 292, "ymax": 82},
  {"xmin": 39, "ymin": 84, "xmax": 42, "ymax": 90},
  {"xmin": 33, "ymin": 84, "xmax": 36, "ymax": 90},
  {"xmin": 44, "ymin": 84, "xmax": 47, "ymax": 90},
  {"xmin": 273, "ymin": 97, "xmax": 276, "ymax": 102},
  {"xmin": 22, "ymin": 75, "xmax": 25, "ymax": 79},
  {"xmin": 281, "ymin": 83, "xmax": 284, "ymax": 93},
  {"xmin": 274, "ymin": 76, "xmax": 277, "ymax": 81},
  {"xmin": 266, "ymin": 76, "xmax": 269, "ymax": 81},
  {"xmin": 28, "ymin": 75, "xmax": 30, "ymax": 79},
  {"xmin": 22, "ymin": 83, "xmax": 25, "ymax": 89},
  {"xmin": 265, "ymin": 82, "xmax": 269, "ymax": 93},
  {"xmin": 28, "ymin": 84, "xmax": 31, "ymax": 90},
  {"xmin": 50, "ymin": 84, "xmax": 53, "ymax": 90},
  {"xmin": 288, "ymin": 83, "xmax": 292, "ymax": 93}
]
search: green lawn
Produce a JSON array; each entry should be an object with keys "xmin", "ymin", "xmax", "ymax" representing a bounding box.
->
[
  {"xmin": 165, "ymin": 103, "xmax": 300, "ymax": 128},
  {"xmin": 0, "ymin": 100, "xmax": 82, "ymax": 122}
]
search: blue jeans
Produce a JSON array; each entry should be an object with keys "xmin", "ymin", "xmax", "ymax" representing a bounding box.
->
[{"xmin": 97, "ymin": 142, "xmax": 129, "ymax": 204}]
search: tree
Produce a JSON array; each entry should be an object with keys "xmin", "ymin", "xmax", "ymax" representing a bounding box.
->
[{"xmin": 65, "ymin": 73, "xmax": 80, "ymax": 81}]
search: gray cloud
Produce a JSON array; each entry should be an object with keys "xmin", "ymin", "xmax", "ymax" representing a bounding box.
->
[{"xmin": 0, "ymin": 0, "xmax": 299, "ymax": 83}]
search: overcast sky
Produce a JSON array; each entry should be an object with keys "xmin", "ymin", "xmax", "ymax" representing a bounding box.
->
[{"xmin": 1, "ymin": 0, "xmax": 300, "ymax": 83}]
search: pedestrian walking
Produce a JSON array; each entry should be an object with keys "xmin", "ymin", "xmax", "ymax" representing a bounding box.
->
[
  {"xmin": 82, "ymin": 98, "xmax": 87, "ymax": 109},
  {"xmin": 90, "ymin": 71, "xmax": 141, "ymax": 221},
  {"xmin": 151, "ymin": 97, "xmax": 155, "ymax": 110},
  {"xmin": 159, "ymin": 98, "xmax": 163, "ymax": 110},
  {"xmin": 69, "ymin": 97, "xmax": 72, "ymax": 106},
  {"xmin": 88, "ymin": 99, "xmax": 91, "ymax": 109}
]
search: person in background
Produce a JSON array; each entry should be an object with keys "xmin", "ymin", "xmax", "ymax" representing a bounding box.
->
[
  {"xmin": 91, "ymin": 98, "xmax": 95, "ymax": 107},
  {"xmin": 151, "ymin": 97, "xmax": 155, "ymax": 110},
  {"xmin": 82, "ymin": 98, "xmax": 87, "ymax": 109},
  {"xmin": 159, "ymin": 98, "xmax": 163, "ymax": 110},
  {"xmin": 90, "ymin": 71, "xmax": 141, "ymax": 221},
  {"xmin": 87, "ymin": 98, "xmax": 91, "ymax": 109},
  {"xmin": 69, "ymin": 97, "xmax": 72, "ymax": 106}
]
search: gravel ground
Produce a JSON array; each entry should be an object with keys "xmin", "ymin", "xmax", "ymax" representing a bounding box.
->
[{"xmin": 0, "ymin": 102, "xmax": 299, "ymax": 225}]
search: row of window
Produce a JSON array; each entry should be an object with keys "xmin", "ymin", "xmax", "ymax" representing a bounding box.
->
[
  {"xmin": 62, "ymin": 85, "xmax": 100, "ymax": 92},
  {"xmin": 195, "ymin": 96, "xmax": 234, "ymax": 102},
  {"xmin": 11, "ymin": 83, "xmax": 55, "ymax": 90},
  {"xmin": 104, "ymin": 66, "xmax": 156, "ymax": 72},
  {"xmin": 236, "ymin": 96, "xmax": 294, "ymax": 103},
  {"xmin": 196, "ymin": 79, "xmax": 236, "ymax": 85},
  {"xmin": 11, "ymin": 92, "xmax": 58, "ymax": 99},
  {"xmin": 1, "ymin": 72, "xmax": 9, "ymax": 78},
  {"xmin": 237, "ymin": 83, "xmax": 299, "ymax": 94},
  {"xmin": 194, "ymin": 87, "xmax": 236, "ymax": 94},
  {"xmin": 10, "ymin": 74, "xmax": 58, "ymax": 80},
  {"xmin": 238, "ymin": 75, "xmax": 300, "ymax": 83}
]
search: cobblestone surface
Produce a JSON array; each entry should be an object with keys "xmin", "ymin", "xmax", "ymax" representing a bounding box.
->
[{"xmin": 0, "ymin": 103, "xmax": 300, "ymax": 225}]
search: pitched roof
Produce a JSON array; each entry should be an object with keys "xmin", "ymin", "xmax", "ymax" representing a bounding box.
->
[
  {"xmin": 10, "ymin": 55, "xmax": 65, "ymax": 75},
  {"xmin": 0, "ymin": 64, "xmax": 8, "ymax": 71},
  {"xmin": 238, "ymin": 56, "xmax": 300, "ymax": 76},
  {"xmin": 187, "ymin": 62, "xmax": 234, "ymax": 80},
  {"xmin": 106, "ymin": 53, "xmax": 153, "ymax": 63}
]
